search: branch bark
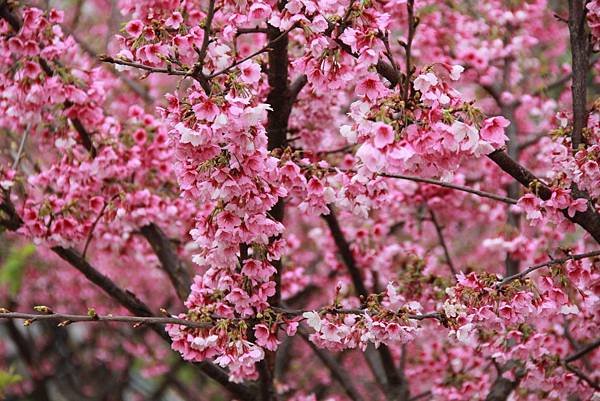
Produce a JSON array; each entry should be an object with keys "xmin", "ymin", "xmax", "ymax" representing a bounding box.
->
[
  {"xmin": 497, "ymin": 249, "xmax": 600, "ymax": 287},
  {"xmin": 568, "ymin": 0, "xmax": 590, "ymax": 149},
  {"xmin": 140, "ymin": 223, "xmax": 192, "ymax": 302},
  {"xmin": 564, "ymin": 337, "xmax": 600, "ymax": 364},
  {"xmin": 299, "ymin": 328, "xmax": 366, "ymax": 401},
  {"xmin": 488, "ymin": 149, "xmax": 600, "ymax": 243},
  {"xmin": 428, "ymin": 210, "xmax": 457, "ymax": 277}
]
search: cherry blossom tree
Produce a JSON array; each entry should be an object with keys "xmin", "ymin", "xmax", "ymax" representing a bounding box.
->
[{"xmin": 0, "ymin": 0, "xmax": 599, "ymax": 400}]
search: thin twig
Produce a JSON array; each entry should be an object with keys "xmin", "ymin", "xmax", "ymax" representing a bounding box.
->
[
  {"xmin": 309, "ymin": 164, "xmax": 519, "ymax": 204},
  {"xmin": 140, "ymin": 223, "xmax": 192, "ymax": 302},
  {"xmin": 196, "ymin": 0, "xmax": 216, "ymax": 65},
  {"xmin": 564, "ymin": 363, "xmax": 599, "ymax": 390},
  {"xmin": 82, "ymin": 196, "xmax": 117, "ymax": 258},
  {"xmin": 409, "ymin": 391, "xmax": 432, "ymax": 401},
  {"xmin": 402, "ymin": 0, "xmax": 416, "ymax": 100},
  {"xmin": 207, "ymin": 24, "xmax": 297, "ymax": 79},
  {"xmin": 429, "ymin": 209, "xmax": 458, "ymax": 277},
  {"xmin": 0, "ymin": 311, "xmax": 213, "ymax": 329},
  {"xmin": 99, "ymin": 56, "xmax": 190, "ymax": 77},
  {"xmin": 378, "ymin": 172, "xmax": 518, "ymax": 204},
  {"xmin": 497, "ymin": 250, "xmax": 600, "ymax": 287},
  {"xmin": 316, "ymin": 144, "xmax": 357, "ymax": 156},
  {"xmin": 11, "ymin": 125, "xmax": 29, "ymax": 171}
]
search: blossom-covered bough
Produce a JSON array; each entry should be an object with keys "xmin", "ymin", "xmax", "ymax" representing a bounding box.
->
[{"xmin": 0, "ymin": 0, "xmax": 599, "ymax": 400}]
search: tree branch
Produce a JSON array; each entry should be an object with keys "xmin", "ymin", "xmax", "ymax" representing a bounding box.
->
[
  {"xmin": 567, "ymin": 0, "xmax": 590, "ymax": 149},
  {"xmin": 346, "ymin": 43, "xmax": 600, "ymax": 243},
  {"xmin": 377, "ymin": 172, "xmax": 518, "ymax": 204},
  {"xmin": 0, "ymin": 195, "xmax": 256, "ymax": 401},
  {"xmin": 565, "ymin": 364, "xmax": 599, "ymax": 390},
  {"xmin": 564, "ymin": 337, "xmax": 600, "ymax": 364},
  {"xmin": 298, "ymin": 328, "xmax": 367, "ymax": 401},
  {"xmin": 140, "ymin": 223, "xmax": 192, "ymax": 302},
  {"xmin": 99, "ymin": 55, "xmax": 189, "ymax": 77},
  {"xmin": 322, "ymin": 208, "xmax": 369, "ymax": 298},
  {"xmin": 488, "ymin": 149, "xmax": 600, "ymax": 243},
  {"xmin": 428, "ymin": 210, "xmax": 458, "ymax": 277},
  {"xmin": 485, "ymin": 374, "xmax": 521, "ymax": 401},
  {"xmin": 0, "ymin": 311, "xmax": 213, "ymax": 328},
  {"xmin": 497, "ymin": 249, "xmax": 600, "ymax": 287}
]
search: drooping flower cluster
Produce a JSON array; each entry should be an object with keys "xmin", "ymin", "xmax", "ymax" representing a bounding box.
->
[{"xmin": 341, "ymin": 67, "xmax": 509, "ymax": 179}]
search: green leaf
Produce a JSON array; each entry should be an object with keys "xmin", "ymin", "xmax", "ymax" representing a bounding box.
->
[
  {"xmin": 0, "ymin": 367, "xmax": 23, "ymax": 395},
  {"xmin": 0, "ymin": 243, "xmax": 36, "ymax": 296}
]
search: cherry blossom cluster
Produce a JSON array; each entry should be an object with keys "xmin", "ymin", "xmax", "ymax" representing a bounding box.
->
[
  {"xmin": 303, "ymin": 283, "xmax": 424, "ymax": 351},
  {"xmin": 517, "ymin": 111, "xmax": 600, "ymax": 228},
  {"xmin": 443, "ymin": 259, "xmax": 598, "ymax": 400},
  {"xmin": 342, "ymin": 67, "xmax": 509, "ymax": 179}
]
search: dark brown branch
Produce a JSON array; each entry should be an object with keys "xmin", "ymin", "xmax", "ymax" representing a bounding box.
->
[
  {"xmin": 0, "ymin": 307, "xmax": 441, "ymax": 328},
  {"xmin": 565, "ymin": 364, "xmax": 599, "ymax": 390},
  {"xmin": 82, "ymin": 196, "xmax": 113, "ymax": 258},
  {"xmin": 402, "ymin": 0, "xmax": 416, "ymax": 100},
  {"xmin": 485, "ymin": 360, "xmax": 525, "ymax": 401},
  {"xmin": 0, "ymin": 192, "xmax": 25, "ymax": 231},
  {"xmin": 485, "ymin": 374, "xmax": 521, "ymax": 401},
  {"xmin": 0, "ymin": 1, "xmax": 21, "ymax": 32},
  {"xmin": 289, "ymin": 74, "xmax": 308, "ymax": 105},
  {"xmin": 141, "ymin": 223, "xmax": 192, "ymax": 302},
  {"xmin": 428, "ymin": 210, "xmax": 458, "ymax": 277},
  {"xmin": 481, "ymin": 84, "xmax": 503, "ymax": 106},
  {"xmin": 236, "ymin": 27, "xmax": 268, "ymax": 34},
  {"xmin": 408, "ymin": 391, "xmax": 431, "ymax": 401},
  {"xmin": 517, "ymin": 133, "xmax": 546, "ymax": 150},
  {"xmin": 69, "ymin": 112, "xmax": 97, "ymax": 157},
  {"xmin": 299, "ymin": 328, "xmax": 367, "ymax": 401},
  {"xmin": 322, "ymin": 207, "xmax": 368, "ymax": 298},
  {"xmin": 567, "ymin": 0, "xmax": 590, "ymax": 149},
  {"xmin": 563, "ymin": 336, "xmax": 600, "ymax": 390},
  {"xmin": 258, "ymin": 19, "xmax": 297, "ymax": 400},
  {"xmin": 99, "ymin": 55, "xmax": 189, "ymax": 77},
  {"xmin": 316, "ymin": 144, "xmax": 356, "ymax": 156},
  {"xmin": 50, "ymin": 247, "xmax": 255, "ymax": 400},
  {"xmin": 51, "ymin": 246, "xmax": 156, "ymax": 318},
  {"xmin": 488, "ymin": 149, "xmax": 600, "ymax": 243},
  {"xmin": 347, "ymin": 45, "xmax": 600, "ymax": 242},
  {"xmin": 564, "ymin": 337, "xmax": 600, "ymax": 364},
  {"xmin": 196, "ymin": 0, "xmax": 216, "ymax": 65},
  {"xmin": 265, "ymin": 23, "xmax": 291, "ymax": 153},
  {"xmin": 208, "ymin": 25, "xmax": 296, "ymax": 80}
]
